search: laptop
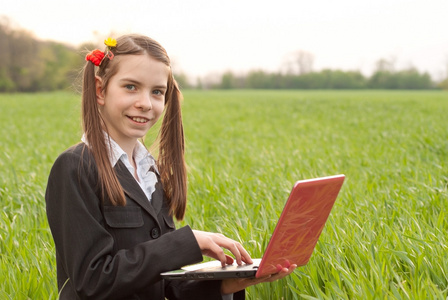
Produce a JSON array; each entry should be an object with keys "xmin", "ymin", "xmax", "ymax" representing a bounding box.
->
[{"xmin": 161, "ymin": 174, "xmax": 345, "ymax": 280}]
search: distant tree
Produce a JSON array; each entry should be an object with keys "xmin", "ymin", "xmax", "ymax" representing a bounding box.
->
[
  {"xmin": 173, "ymin": 72, "xmax": 191, "ymax": 89},
  {"xmin": 291, "ymin": 70, "xmax": 366, "ymax": 89},
  {"xmin": 245, "ymin": 70, "xmax": 266, "ymax": 89},
  {"xmin": 375, "ymin": 57, "xmax": 396, "ymax": 72},
  {"xmin": 196, "ymin": 77, "xmax": 203, "ymax": 90},
  {"xmin": 0, "ymin": 18, "xmax": 14, "ymax": 91},
  {"xmin": 38, "ymin": 41, "xmax": 82, "ymax": 91},
  {"xmin": 369, "ymin": 64, "xmax": 433, "ymax": 89},
  {"xmin": 8, "ymin": 28, "xmax": 41, "ymax": 91},
  {"xmin": 246, "ymin": 70, "xmax": 281, "ymax": 89},
  {"xmin": 0, "ymin": 18, "xmax": 84, "ymax": 92},
  {"xmin": 438, "ymin": 78, "xmax": 448, "ymax": 90},
  {"xmin": 201, "ymin": 72, "xmax": 221, "ymax": 89},
  {"xmin": 440, "ymin": 54, "xmax": 448, "ymax": 90},
  {"xmin": 396, "ymin": 68, "xmax": 433, "ymax": 89},
  {"xmin": 219, "ymin": 71, "xmax": 236, "ymax": 89},
  {"xmin": 295, "ymin": 50, "xmax": 314, "ymax": 75},
  {"xmin": 283, "ymin": 50, "xmax": 314, "ymax": 75},
  {"xmin": 217, "ymin": 71, "xmax": 247, "ymax": 89},
  {"xmin": 325, "ymin": 70, "xmax": 366, "ymax": 89},
  {"xmin": 368, "ymin": 71, "xmax": 397, "ymax": 89}
]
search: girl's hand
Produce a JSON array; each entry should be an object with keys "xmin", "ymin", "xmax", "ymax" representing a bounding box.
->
[
  {"xmin": 192, "ymin": 230, "xmax": 253, "ymax": 267},
  {"xmin": 221, "ymin": 264, "xmax": 297, "ymax": 295}
]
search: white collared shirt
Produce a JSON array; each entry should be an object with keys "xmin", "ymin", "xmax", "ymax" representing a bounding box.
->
[{"xmin": 81, "ymin": 134, "xmax": 158, "ymax": 202}]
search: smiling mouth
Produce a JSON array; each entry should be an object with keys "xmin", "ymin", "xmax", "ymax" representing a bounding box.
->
[{"xmin": 129, "ymin": 116, "xmax": 149, "ymax": 123}]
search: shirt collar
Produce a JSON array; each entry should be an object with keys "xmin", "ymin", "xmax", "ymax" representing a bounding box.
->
[{"xmin": 81, "ymin": 133, "xmax": 159, "ymax": 174}]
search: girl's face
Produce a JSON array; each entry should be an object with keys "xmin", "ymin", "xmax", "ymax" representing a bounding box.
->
[{"xmin": 96, "ymin": 54, "xmax": 169, "ymax": 150}]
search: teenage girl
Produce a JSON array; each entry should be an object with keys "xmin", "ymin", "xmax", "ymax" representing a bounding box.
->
[{"xmin": 45, "ymin": 34, "xmax": 296, "ymax": 300}]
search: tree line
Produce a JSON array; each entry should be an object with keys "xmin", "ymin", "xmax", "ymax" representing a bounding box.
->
[
  {"xmin": 209, "ymin": 67, "xmax": 441, "ymax": 90},
  {"xmin": 0, "ymin": 19, "xmax": 193, "ymax": 93},
  {"xmin": 206, "ymin": 51, "xmax": 448, "ymax": 90},
  {"xmin": 209, "ymin": 53, "xmax": 446, "ymax": 90},
  {"xmin": 1, "ymin": 18, "xmax": 447, "ymax": 92},
  {"xmin": 0, "ymin": 18, "xmax": 86, "ymax": 92}
]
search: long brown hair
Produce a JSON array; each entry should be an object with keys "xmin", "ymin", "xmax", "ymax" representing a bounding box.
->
[{"xmin": 82, "ymin": 34, "xmax": 187, "ymax": 220}]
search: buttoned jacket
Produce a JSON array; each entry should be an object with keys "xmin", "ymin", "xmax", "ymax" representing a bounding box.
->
[{"xmin": 46, "ymin": 143, "xmax": 244, "ymax": 300}]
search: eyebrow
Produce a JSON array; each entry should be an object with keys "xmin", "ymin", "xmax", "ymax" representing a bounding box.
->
[
  {"xmin": 118, "ymin": 78, "xmax": 167, "ymax": 89},
  {"xmin": 152, "ymin": 84, "xmax": 168, "ymax": 90}
]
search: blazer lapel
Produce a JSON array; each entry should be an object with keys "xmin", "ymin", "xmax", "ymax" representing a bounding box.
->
[
  {"xmin": 150, "ymin": 179, "xmax": 163, "ymax": 214},
  {"xmin": 149, "ymin": 166, "xmax": 163, "ymax": 214},
  {"xmin": 114, "ymin": 160, "xmax": 158, "ymax": 220}
]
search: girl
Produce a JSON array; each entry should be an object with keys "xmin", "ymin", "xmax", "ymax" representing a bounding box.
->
[{"xmin": 45, "ymin": 34, "xmax": 295, "ymax": 299}]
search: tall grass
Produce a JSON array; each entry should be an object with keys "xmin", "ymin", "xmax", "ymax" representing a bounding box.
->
[
  {"xmin": 0, "ymin": 92, "xmax": 81, "ymax": 299},
  {"xmin": 0, "ymin": 90, "xmax": 447, "ymax": 299}
]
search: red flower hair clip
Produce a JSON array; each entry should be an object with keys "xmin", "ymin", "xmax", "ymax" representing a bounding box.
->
[
  {"xmin": 85, "ymin": 49, "xmax": 105, "ymax": 66},
  {"xmin": 85, "ymin": 38, "xmax": 117, "ymax": 66}
]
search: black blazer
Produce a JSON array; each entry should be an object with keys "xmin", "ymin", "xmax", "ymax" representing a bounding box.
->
[{"xmin": 46, "ymin": 143, "xmax": 244, "ymax": 300}]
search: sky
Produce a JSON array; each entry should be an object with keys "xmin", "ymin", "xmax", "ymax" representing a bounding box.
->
[{"xmin": 2, "ymin": 0, "xmax": 448, "ymax": 81}]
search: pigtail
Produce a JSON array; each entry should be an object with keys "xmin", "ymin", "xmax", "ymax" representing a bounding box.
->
[
  {"xmin": 81, "ymin": 61, "xmax": 126, "ymax": 206},
  {"xmin": 158, "ymin": 77, "xmax": 187, "ymax": 220}
]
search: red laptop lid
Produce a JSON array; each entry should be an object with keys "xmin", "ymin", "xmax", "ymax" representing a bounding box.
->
[{"xmin": 256, "ymin": 175, "xmax": 345, "ymax": 278}]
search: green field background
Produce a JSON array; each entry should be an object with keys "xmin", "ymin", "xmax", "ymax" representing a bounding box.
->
[{"xmin": 1, "ymin": 90, "xmax": 447, "ymax": 299}]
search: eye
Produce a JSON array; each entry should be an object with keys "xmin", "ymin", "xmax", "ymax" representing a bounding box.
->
[
  {"xmin": 125, "ymin": 84, "xmax": 136, "ymax": 91},
  {"xmin": 153, "ymin": 89, "xmax": 165, "ymax": 96}
]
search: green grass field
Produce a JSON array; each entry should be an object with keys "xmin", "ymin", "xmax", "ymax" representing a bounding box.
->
[{"xmin": 1, "ymin": 90, "xmax": 447, "ymax": 299}]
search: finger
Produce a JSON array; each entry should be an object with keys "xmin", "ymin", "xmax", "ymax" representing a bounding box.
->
[
  {"xmin": 223, "ymin": 239, "xmax": 252, "ymax": 265},
  {"xmin": 207, "ymin": 242, "xmax": 228, "ymax": 267},
  {"xmin": 203, "ymin": 245, "xmax": 236, "ymax": 266},
  {"xmin": 267, "ymin": 265, "xmax": 297, "ymax": 282},
  {"xmin": 226, "ymin": 241, "xmax": 243, "ymax": 265},
  {"xmin": 236, "ymin": 242, "xmax": 253, "ymax": 265},
  {"xmin": 196, "ymin": 231, "xmax": 253, "ymax": 266},
  {"xmin": 210, "ymin": 236, "xmax": 244, "ymax": 265}
]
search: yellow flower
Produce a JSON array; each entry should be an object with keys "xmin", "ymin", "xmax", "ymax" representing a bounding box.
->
[{"xmin": 104, "ymin": 38, "xmax": 117, "ymax": 48}]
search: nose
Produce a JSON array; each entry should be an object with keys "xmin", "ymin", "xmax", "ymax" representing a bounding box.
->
[{"xmin": 136, "ymin": 93, "xmax": 152, "ymax": 111}]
